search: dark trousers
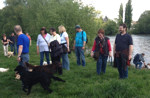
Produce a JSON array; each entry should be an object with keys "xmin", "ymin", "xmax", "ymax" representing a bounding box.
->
[
  {"xmin": 10, "ymin": 43, "xmax": 16, "ymax": 55},
  {"xmin": 116, "ymin": 57, "xmax": 128, "ymax": 79}
]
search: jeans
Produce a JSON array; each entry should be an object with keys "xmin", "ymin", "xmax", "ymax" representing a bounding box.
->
[
  {"xmin": 96, "ymin": 55, "xmax": 108, "ymax": 75},
  {"xmin": 135, "ymin": 62, "xmax": 143, "ymax": 69},
  {"xmin": 19, "ymin": 53, "xmax": 29, "ymax": 66},
  {"xmin": 10, "ymin": 43, "xmax": 16, "ymax": 55},
  {"xmin": 40, "ymin": 51, "xmax": 50, "ymax": 66},
  {"xmin": 75, "ymin": 47, "xmax": 85, "ymax": 66},
  {"xmin": 3, "ymin": 45, "xmax": 8, "ymax": 56},
  {"xmin": 116, "ymin": 57, "xmax": 128, "ymax": 79},
  {"xmin": 62, "ymin": 53, "xmax": 70, "ymax": 70}
]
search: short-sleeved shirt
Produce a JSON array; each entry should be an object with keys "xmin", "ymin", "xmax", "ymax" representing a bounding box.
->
[
  {"xmin": 50, "ymin": 34, "xmax": 61, "ymax": 44},
  {"xmin": 9, "ymin": 36, "xmax": 16, "ymax": 44},
  {"xmin": 60, "ymin": 32, "xmax": 68, "ymax": 47},
  {"xmin": 115, "ymin": 33, "xmax": 133, "ymax": 51},
  {"xmin": 17, "ymin": 34, "xmax": 30, "ymax": 53},
  {"xmin": 75, "ymin": 30, "xmax": 86, "ymax": 47},
  {"xmin": 1, "ymin": 37, "xmax": 8, "ymax": 46}
]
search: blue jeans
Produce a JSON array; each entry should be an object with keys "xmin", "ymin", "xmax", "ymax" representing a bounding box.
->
[
  {"xmin": 135, "ymin": 62, "xmax": 143, "ymax": 69},
  {"xmin": 10, "ymin": 43, "xmax": 16, "ymax": 55},
  {"xmin": 40, "ymin": 51, "xmax": 50, "ymax": 66},
  {"xmin": 19, "ymin": 53, "xmax": 29, "ymax": 66},
  {"xmin": 116, "ymin": 57, "xmax": 128, "ymax": 79},
  {"xmin": 97, "ymin": 55, "xmax": 108, "ymax": 75},
  {"xmin": 75, "ymin": 47, "xmax": 85, "ymax": 66},
  {"xmin": 62, "ymin": 53, "xmax": 70, "ymax": 70}
]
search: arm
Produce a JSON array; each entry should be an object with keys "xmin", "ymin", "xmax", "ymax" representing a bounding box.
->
[
  {"xmin": 1, "ymin": 40, "xmax": 3, "ymax": 44},
  {"xmin": 17, "ymin": 45, "xmax": 23, "ymax": 62},
  {"xmin": 129, "ymin": 45, "xmax": 133, "ymax": 60},
  {"xmin": 113, "ymin": 43, "xmax": 116, "ymax": 57},
  {"xmin": 36, "ymin": 36, "xmax": 39, "ymax": 55},
  {"xmin": 82, "ymin": 41, "xmax": 86, "ymax": 50},
  {"xmin": 107, "ymin": 40, "xmax": 112, "ymax": 57},
  {"xmin": 82, "ymin": 31, "xmax": 86, "ymax": 50},
  {"xmin": 65, "ymin": 37, "xmax": 69, "ymax": 51},
  {"xmin": 91, "ymin": 41, "xmax": 96, "ymax": 57},
  {"xmin": 37, "ymin": 46, "xmax": 39, "ymax": 55}
]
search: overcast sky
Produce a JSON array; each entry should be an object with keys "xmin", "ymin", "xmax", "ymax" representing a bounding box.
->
[{"xmin": 0, "ymin": 0, "xmax": 150, "ymax": 21}]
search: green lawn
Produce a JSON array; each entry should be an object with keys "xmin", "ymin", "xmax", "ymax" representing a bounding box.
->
[{"xmin": 0, "ymin": 42, "xmax": 150, "ymax": 98}]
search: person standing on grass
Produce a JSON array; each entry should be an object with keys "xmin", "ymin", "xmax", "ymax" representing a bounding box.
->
[
  {"xmin": 113, "ymin": 24, "xmax": 133, "ymax": 79},
  {"xmin": 91, "ymin": 29, "xmax": 112, "ymax": 75},
  {"xmin": 26, "ymin": 33, "xmax": 32, "ymax": 46},
  {"xmin": 58, "ymin": 25, "xmax": 70, "ymax": 70},
  {"xmin": 1, "ymin": 34, "xmax": 9, "ymax": 56},
  {"xmin": 49, "ymin": 28, "xmax": 61, "ymax": 62},
  {"xmin": 73, "ymin": 25, "xmax": 87, "ymax": 67},
  {"xmin": 49, "ymin": 27, "xmax": 62, "ymax": 75},
  {"xmin": 9, "ymin": 33, "xmax": 17, "ymax": 55},
  {"xmin": 14, "ymin": 25, "xmax": 30, "ymax": 66},
  {"xmin": 37, "ymin": 27, "xmax": 51, "ymax": 66}
]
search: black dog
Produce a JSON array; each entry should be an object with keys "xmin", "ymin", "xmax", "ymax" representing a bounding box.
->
[{"xmin": 14, "ymin": 65, "xmax": 65, "ymax": 95}]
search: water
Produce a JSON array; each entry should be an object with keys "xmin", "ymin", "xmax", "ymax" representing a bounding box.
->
[{"xmin": 108, "ymin": 34, "xmax": 150, "ymax": 64}]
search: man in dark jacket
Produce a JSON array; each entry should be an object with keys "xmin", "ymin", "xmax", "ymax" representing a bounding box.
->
[
  {"xmin": 9, "ymin": 33, "xmax": 17, "ymax": 55},
  {"xmin": 133, "ymin": 53, "xmax": 145, "ymax": 69}
]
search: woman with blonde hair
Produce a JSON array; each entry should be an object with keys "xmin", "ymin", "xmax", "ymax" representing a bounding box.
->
[{"xmin": 58, "ymin": 25, "xmax": 70, "ymax": 70}]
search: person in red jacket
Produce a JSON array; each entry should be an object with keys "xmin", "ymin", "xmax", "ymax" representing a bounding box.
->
[{"xmin": 91, "ymin": 29, "xmax": 112, "ymax": 75}]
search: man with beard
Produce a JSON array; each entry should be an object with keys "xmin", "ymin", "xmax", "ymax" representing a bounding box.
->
[{"xmin": 113, "ymin": 24, "xmax": 133, "ymax": 79}]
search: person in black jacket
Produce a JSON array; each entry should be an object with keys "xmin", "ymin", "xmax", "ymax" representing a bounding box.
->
[{"xmin": 9, "ymin": 33, "xmax": 17, "ymax": 55}]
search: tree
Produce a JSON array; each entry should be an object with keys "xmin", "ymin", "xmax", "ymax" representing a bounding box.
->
[
  {"xmin": 118, "ymin": 3, "xmax": 123, "ymax": 25},
  {"xmin": 132, "ymin": 10, "xmax": 150, "ymax": 34},
  {"xmin": 103, "ymin": 20, "xmax": 118, "ymax": 35},
  {"xmin": 125, "ymin": 0, "xmax": 132, "ymax": 29}
]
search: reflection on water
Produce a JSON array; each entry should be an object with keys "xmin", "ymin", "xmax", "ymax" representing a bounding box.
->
[{"xmin": 108, "ymin": 34, "xmax": 150, "ymax": 64}]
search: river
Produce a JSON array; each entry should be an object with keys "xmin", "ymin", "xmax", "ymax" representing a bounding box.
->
[{"xmin": 108, "ymin": 34, "xmax": 150, "ymax": 64}]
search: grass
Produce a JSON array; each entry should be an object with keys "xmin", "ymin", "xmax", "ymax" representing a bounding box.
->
[{"xmin": 0, "ymin": 42, "xmax": 150, "ymax": 98}]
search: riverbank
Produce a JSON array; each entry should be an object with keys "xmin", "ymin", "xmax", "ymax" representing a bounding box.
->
[{"xmin": 0, "ymin": 42, "xmax": 150, "ymax": 98}]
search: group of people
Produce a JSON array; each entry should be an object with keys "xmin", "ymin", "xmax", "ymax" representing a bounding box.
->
[
  {"xmin": 2, "ymin": 23, "xmax": 134, "ymax": 79},
  {"xmin": 1, "ymin": 32, "xmax": 31, "ymax": 56}
]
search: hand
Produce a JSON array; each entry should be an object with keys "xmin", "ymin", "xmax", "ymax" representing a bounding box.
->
[
  {"xmin": 37, "ymin": 50, "xmax": 39, "ymax": 55},
  {"xmin": 67, "ymin": 47, "xmax": 70, "ymax": 52},
  {"xmin": 17, "ymin": 57, "xmax": 21, "ymax": 62},
  {"xmin": 109, "ymin": 51, "xmax": 112, "ymax": 57},
  {"xmin": 128, "ymin": 55, "xmax": 132, "ymax": 60},
  {"xmin": 91, "ymin": 51, "xmax": 94, "ymax": 57},
  {"xmin": 82, "ymin": 46, "xmax": 85, "ymax": 50}
]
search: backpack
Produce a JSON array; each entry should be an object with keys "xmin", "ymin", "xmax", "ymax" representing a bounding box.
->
[
  {"xmin": 81, "ymin": 31, "xmax": 88, "ymax": 44},
  {"xmin": 50, "ymin": 40, "xmax": 63, "ymax": 57},
  {"xmin": 133, "ymin": 54, "xmax": 140, "ymax": 64}
]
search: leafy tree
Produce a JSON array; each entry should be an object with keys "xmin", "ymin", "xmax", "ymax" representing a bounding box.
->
[
  {"xmin": 118, "ymin": 3, "xmax": 123, "ymax": 25},
  {"xmin": 132, "ymin": 10, "xmax": 150, "ymax": 34},
  {"xmin": 103, "ymin": 20, "xmax": 118, "ymax": 35},
  {"xmin": 125, "ymin": 0, "xmax": 132, "ymax": 29}
]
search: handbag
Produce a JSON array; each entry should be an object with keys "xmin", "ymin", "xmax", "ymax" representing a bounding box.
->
[
  {"xmin": 93, "ymin": 51, "xmax": 100, "ymax": 61},
  {"xmin": 62, "ymin": 44, "xmax": 68, "ymax": 54}
]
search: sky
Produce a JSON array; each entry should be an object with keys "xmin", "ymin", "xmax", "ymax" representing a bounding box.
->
[
  {"xmin": 0, "ymin": 0, "xmax": 150, "ymax": 21},
  {"xmin": 81, "ymin": 0, "xmax": 150, "ymax": 21}
]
